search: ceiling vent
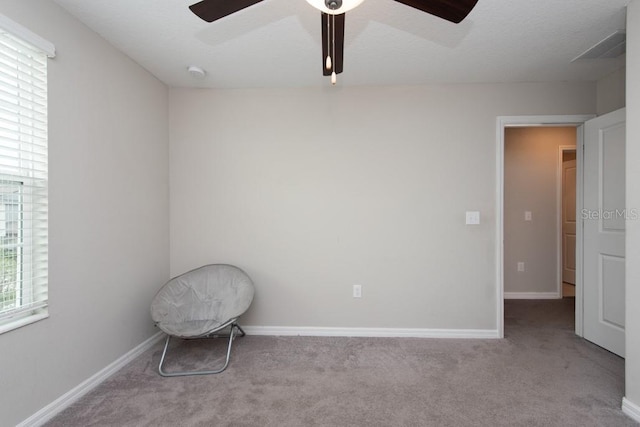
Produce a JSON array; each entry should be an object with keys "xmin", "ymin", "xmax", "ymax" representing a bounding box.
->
[{"xmin": 572, "ymin": 30, "xmax": 626, "ymax": 62}]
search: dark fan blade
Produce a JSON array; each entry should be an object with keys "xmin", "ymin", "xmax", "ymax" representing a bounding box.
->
[
  {"xmin": 321, "ymin": 13, "xmax": 345, "ymax": 76},
  {"xmin": 393, "ymin": 0, "xmax": 478, "ymax": 23},
  {"xmin": 189, "ymin": 0, "xmax": 264, "ymax": 23}
]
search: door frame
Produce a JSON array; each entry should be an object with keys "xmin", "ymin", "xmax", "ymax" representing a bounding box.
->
[
  {"xmin": 496, "ymin": 115, "xmax": 594, "ymax": 338},
  {"xmin": 557, "ymin": 145, "xmax": 577, "ymax": 296}
]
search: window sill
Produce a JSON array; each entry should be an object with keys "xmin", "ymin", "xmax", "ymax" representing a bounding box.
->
[{"xmin": 0, "ymin": 312, "xmax": 49, "ymax": 335}]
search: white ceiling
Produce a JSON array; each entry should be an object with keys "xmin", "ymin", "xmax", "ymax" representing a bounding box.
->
[{"xmin": 52, "ymin": 0, "xmax": 629, "ymax": 89}]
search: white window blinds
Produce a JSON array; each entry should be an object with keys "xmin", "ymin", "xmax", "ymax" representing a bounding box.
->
[{"xmin": 0, "ymin": 19, "xmax": 50, "ymax": 332}]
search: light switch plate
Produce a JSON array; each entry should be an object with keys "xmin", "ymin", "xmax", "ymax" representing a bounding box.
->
[
  {"xmin": 466, "ymin": 211, "xmax": 480, "ymax": 225},
  {"xmin": 525, "ymin": 211, "xmax": 532, "ymax": 221}
]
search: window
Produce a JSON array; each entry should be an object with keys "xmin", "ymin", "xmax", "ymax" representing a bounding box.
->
[{"xmin": 0, "ymin": 15, "xmax": 54, "ymax": 333}]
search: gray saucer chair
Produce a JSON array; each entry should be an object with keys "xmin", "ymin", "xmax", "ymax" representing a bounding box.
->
[{"xmin": 150, "ymin": 264, "xmax": 255, "ymax": 377}]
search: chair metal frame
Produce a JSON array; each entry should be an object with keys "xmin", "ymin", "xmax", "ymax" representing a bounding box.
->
[{"xmin": 158, "ymin": 318, "xmax": 247, "ymax": 377}]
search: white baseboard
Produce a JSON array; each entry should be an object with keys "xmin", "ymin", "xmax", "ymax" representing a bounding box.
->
[
  {"xmin": 622, "ymin": 397, "xmax": 640, "ymax": 423},
  {"xmin": 243, "ymin": 326, "xmax": 500, "ymax": 339},
  {"xmin": 18, "ymin": 331, "xmax": 164, "ymax": 427},
  {"xmin": 504, "ymin": 292, "xmax": 561, "ymax": 300}
]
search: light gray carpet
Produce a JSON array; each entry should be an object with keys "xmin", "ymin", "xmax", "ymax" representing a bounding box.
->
[{"xmin": 45, "ymin": 299, "xmax": 637, "ymax": 426}]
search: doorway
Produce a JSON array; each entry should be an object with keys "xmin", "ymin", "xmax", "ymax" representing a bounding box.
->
[
  {"xmin": 503, "ymin": 127, "xmax": 577, "ymax": 301},
  {"xmin": 495, "ymin": 115, "xmax": 593, "ymax": 338},
  {"xmin": 497, "ymin": 111, "xmax": 627, "ymax": 357}
]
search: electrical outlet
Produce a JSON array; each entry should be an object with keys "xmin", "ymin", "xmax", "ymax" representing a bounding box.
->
[
  {"xmin": 525, "ymin": 211, "xmax": 532, "ymax": 221},
  {"xmin": 517, "ymin": 262, "xmax": 525, "ymax": 272},
  {"xmin": 466, "ymin": 211, "xmax": 480, "ymax": 225},
  {"xmin": 353, "ymin": 284, "xmax": 362, "ymax": 298}
]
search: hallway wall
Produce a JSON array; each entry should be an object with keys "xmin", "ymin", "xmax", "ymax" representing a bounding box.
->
[{"xmin": 504, "ymin": 127, "xmax": 576, "ymax": 297}]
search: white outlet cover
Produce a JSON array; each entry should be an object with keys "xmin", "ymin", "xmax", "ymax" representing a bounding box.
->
[
  {"xmin": 353, "ymin": 285, "xmax": 362, "ymax": 298},
  {"xmin": 466, "ymin": 211, "xmax": 480, "ymax": 225}
]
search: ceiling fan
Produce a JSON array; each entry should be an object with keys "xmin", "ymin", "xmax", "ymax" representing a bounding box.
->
[{"xmin": 188, "ymin": 0, "xmax": 479, "ymax": 84}]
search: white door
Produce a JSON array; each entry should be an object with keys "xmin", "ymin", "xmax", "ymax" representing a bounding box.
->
[
  {"xmin": 563, "ymin": 158, "xmax": 577, "ymax": 284},
  {"xmin": 582, "ymin": 108, "xmax": 626, "ymax": 357}
]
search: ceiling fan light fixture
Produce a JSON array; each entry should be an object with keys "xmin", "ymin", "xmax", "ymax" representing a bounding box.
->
[
  {"xmin": 305, "ymin": 0, "xmax": 365, "ymax": 15},
  {"xmin": 188, "ymin": 0, "xmax": 478, "ymax": 83}
]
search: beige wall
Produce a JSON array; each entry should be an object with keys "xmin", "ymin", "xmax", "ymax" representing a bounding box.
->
[
  {"xmin": 504, "ymin": 127, "xmax": 576, "ymax": 295},
  {"xmin": 0, "ymin": 2, "xmax": 170, "ymax": 425},
  {"xmin": 597, "ymin": 67, "xmax": 626, "ymax": 115},
  {"xmin": 626, "ymin": 0, "xmax": 640, "ymax": 413},
  {"xmin": 169, "ymin": 83, "xmax": 595, "ymax": 331}
]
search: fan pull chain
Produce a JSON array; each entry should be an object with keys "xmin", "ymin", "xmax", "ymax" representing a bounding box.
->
[
  {"xmin": 331, "ymin": 14, "xmax": 337, "ymax": 85},
  {"xmin": 325, "ymin": 13, "xmax": 332, "ymax": 71}
]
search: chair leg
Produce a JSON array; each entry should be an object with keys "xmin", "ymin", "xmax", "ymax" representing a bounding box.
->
[
  {"xmin": 236, "ymin": 324, "xmax": 246, "ymax": 337},
  {"xmin": 158, "ymin": 323, "xmax": 243, "ymax": 377}
]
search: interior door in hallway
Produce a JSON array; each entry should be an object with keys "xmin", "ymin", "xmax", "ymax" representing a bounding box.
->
[
  {"xmin": 563, "ymin": 157, "xmax": 577, "ymax": 285},
  {"xmin": 582, "ymin": 108, "xmax": 626, "ymax": 357}
]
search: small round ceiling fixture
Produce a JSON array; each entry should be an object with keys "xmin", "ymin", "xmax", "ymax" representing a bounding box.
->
[
  {"xmin": 305, "ymin": 0, "xmax": 365, "ymax": 15},
  {"xmin": 187, "ymin": 65, "xmax": 206, "ymax": 79}
]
